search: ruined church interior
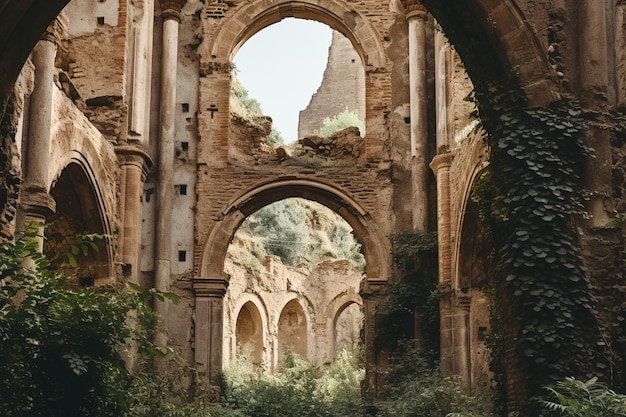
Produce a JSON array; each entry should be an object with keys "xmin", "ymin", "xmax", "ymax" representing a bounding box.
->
[{"xmin": 1, "ymin": 0, "xmax": 626, "ymax": 415}]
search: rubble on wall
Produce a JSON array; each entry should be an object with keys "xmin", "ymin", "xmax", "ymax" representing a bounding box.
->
[{"xmin": 292, "ymin": 126, "xmax": 364, "ymax": 160}]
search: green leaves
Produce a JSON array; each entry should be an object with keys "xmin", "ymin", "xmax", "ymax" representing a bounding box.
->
[{"xmin": 473, "ymin": 91, "xmax": 609, "ymax": 415}]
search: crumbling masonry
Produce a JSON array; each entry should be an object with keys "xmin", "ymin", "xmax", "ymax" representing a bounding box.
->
[{"xmin": 1, "ymin": 0, "xmax": 625, "ymax": 412}]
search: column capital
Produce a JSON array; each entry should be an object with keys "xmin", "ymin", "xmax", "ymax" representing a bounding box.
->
[
  {"xmin": 115, "ymin": 144, "xmax": 153, "ymax": 178},
  {"xmin": 194, "ymin": 277, "xmax": 229, "ymax": 297},
  {"xmin": 360, "ymin": 279, "xmax": 387, "ymax": 298},
  {"xmin": 159, "ymin": 0, "xmax": 186, "ymax": 22},
  {"xmin": 40, "ymin": 13, "xmax": 69, "ymax": 45},
  {"xmin": 429, "ymin": 151, "xmax": 455, "ymax": 175},
  {"xmin": 406, "ymin": 1, "xmax": 427, "ymax": 20},
  {"xmin": 19, "ymin": 190, "xmax": 56, "ymax": 219}
]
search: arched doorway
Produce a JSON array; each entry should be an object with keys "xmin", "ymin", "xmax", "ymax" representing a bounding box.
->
[
  {"xmin": 44, "ymin": 162, "xmax": 111, "ymax": 285},
  {"xmin": 235, "ymin": 301, "xmax": 264, "ymax": 366},
  {"xmin": 277, "ymin": 298, "xmax": 309, "ymax": 361}
]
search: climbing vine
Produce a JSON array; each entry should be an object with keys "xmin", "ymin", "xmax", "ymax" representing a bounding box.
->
[
  {"xmin": 377, "ymin": 232, "xmax": 439, "ymax": 363},
  {"xmin": 471, "ymin": 77, "xmax": 612, "ymax": 415}
]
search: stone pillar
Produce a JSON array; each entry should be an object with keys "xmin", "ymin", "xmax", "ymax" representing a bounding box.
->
[
  {"xmin": 153, "ymin": 0, "xmax": 184, "ymax": 348},
  {"xmin": 128, "ymin": 0, "xmax": 155, "ymax": 142},
  {"xmin": 115, "ymin": 145, "xmax": 152, "ymax": 283},
  {"xmin": 194, "ymin": 277, "xmax": 229, "ymax": 387},
  {"xmin": 430, "ymin": 152, "xmax": 471, "ymax": 382},
  {"xmin": 17, "ymin": 19, "xmax": 65, "ymax": 249},
  {"xmin": 579, "ymin": 0, "xmax": 613, "ymax": 227},
  {"xmin": 407, "ymin": 3, "xmax": 429, "ymax": 232},
  {"xmin": 434, "ymin": 28, "xmax": 451, "ymax": 152},
  {"xmin": 360, "ymin": 279, "xmax": 386, "ymax": 398}
]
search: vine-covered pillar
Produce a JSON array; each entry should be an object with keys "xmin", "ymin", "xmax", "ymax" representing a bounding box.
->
[
  {"xmin": 16, "ymin": 17, "xmax": 66, "ymax": 249},
  {"xmin": 407, "ymin": 1, "xmax": 429, "ymax": 232},
  {"xmin": 194, "ymin": 277, "xmax": 229, "ymax": 387},
  {"xmin": 361, "ymin": 279, "xmax": 386, "ymax": 398}
]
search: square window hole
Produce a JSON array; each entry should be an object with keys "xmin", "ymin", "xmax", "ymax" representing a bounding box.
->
[
  {"xmin": 178, "ymin": 251, "xmax": 187, "ymax": 262},
  {"xmin": 178, "ymin": 184, "xmax": 187, "ymax": 195},
  {"xmin": 181, "ymin": 141, "xmax": 189, "ymax": 151},
  {"xmin": 97, "ymin": 16, "xmax": 105, "ymax": 25}
]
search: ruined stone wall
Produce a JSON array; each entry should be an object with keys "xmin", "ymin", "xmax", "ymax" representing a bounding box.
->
[
  {"xmin": 224, "ymin": 256, "xmax": 364, "ymax": 370},
  {"xmin": 298, "ymin": 30, "xmax": 366, "ymax": 139}
]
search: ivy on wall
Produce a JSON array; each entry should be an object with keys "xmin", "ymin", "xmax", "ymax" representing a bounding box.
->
[
  {"xmin": 471, "ymin": 78, "xmax": 613, "ymax": 415},
  {"xmin": 377, "ymin": 232, "xmax": 439, "ymax": 363}
]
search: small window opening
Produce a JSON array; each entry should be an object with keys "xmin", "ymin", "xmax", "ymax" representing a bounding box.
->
[
  {"xmin": 97, "ymin": 16, "xmax": 105, "ymax": 25},
  {"xmin": 178, "ymin": 184, "xmax": 187, "ymax": 195},
  {"xmin": 178, "ymin": 251, "xmax": 187, "ymax": 262},
  {"xmin": 182, "ymin": 103, "xmax": 190, "ymax": 112},
  {"xmin": 181, "ymin": 142, "xmax": 189, "ymax": 151}
]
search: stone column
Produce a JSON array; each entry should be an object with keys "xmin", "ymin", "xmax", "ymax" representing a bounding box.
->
[
  {"xmin": 115, "ymin": 145, "xmax": 152, "ymax": 283},
  {"xmin": 194, "ymin": 277, "xmax": 229, "ymax": 387},
  {"xmin": 434, "ymin": 28, "xmax": 451, "ymax": 152},
  {"xmin": 407, "ymin": 2, "xmax": 429, "ymax": 232},
  {"xmin": 360, "ymin": 279, "xmax": 386, "ymax": 398},
  {"xmin": 153, "ymin": 0, "xmax": 184, "ymax": 348},
  {"xmin": 17, "ymin": 19, "xmax": 65, "ymax": 249},
  {"xmin": 430, "ymin": 152, "xmax": 471, "ymax": 382},
  {"xmin": 579, "ymin": 0, "xmax": 613, "ymax": 227}
]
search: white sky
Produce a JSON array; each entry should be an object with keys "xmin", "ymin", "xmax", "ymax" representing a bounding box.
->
[{"xmin": 233, "ymin": 18, "xmax": 333, "ymax": 144}]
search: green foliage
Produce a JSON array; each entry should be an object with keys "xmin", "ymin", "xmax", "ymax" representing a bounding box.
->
[
  {"xmin": 242, "ymin": 198, "xmax": 364, "ymax": 267},
  {"xmin": 265, "ymin": 128, "xmax": 285, "ymax": 147},
  {"xmin": 223, "ymin": 351, "xmax": 365, "ymax": 417},
  {"xmin": 230, "ymin": 72, "xmax": 263, "ymax": 119},
  {"xmin": 470, "ymin": 76, "xmax": 611, "ymax": 415},
  {"xmin": 0, "ymin": 228, "xmax": 172, "ymax": 417},
  {"xmin": 319, "ymin": 109, "xmax": 365, "ymax": 137},
  {"xmin": 378, "ymin": 232, "xmax": 438, "ymax": 360},
  {"xmin": 542, "ymin": 377, "xmax": 626, "ymax": 417},
  {"xmin": 246, "ymin": 199, "xmax": 310, "ymax": 266},
  {"xmin": 376, "ymin": 346, "xmax": 496, "ymax": 417},
  {"xmin": 230, "ymin": 67, "xmax": 282, "ymax": 148}
]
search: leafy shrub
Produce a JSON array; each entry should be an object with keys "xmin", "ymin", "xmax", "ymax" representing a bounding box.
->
[
  {"xmin": 0, "ymin": 229, "xmax": 160, "ymax": 416},
  {"xmin": 223, "ymin": 351, "xmax": 365, "ymax": 417},
  {"xmin": 319, "ymin": 109, "xmax": 365, "ymax": 137},
  {"xmin": 376, "ymin": 346, "xmax": 496, "ymax": 417},
  {"xmin": 542, "ymin": 377, "xmax": 626, "ymax": 417}
]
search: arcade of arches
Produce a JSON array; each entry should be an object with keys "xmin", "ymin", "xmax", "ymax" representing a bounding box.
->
[{"xmin": 1, "ymin": 0, "xmax": 626, "ymax": 414}]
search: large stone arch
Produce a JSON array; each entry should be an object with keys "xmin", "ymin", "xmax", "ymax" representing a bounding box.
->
[
  {"xmin": 199, "ymin": 177, "xmax": 390, "ymax": 282},
  {"xmin": 207, "ymin": 0, "xmax": 386, "ymax": 70},
  {"xmin": 419, "ymin": 0, "xmax": 559, "ymax": 106}
]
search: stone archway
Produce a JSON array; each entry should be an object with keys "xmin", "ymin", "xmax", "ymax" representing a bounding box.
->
[
  {"xmin": 235, "ymin": 301, "xmax": 265, "ymax": 366},
  {"xmin": 45, "ymin": 161, "xmax": 113, "ymax": 284},
  {"xmin": 199, "ymin": 177, "xmax": 389, "ymax": 280},
  {"xmin": 277, "ymin": 298, "xmax": 309, "ymax": 361},
  {"xmin": 196, "ymin": 177, "xmax": 389, "ymax": 388}
]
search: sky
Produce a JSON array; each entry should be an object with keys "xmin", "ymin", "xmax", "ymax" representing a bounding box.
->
[{"xmin": 233, "ymin": 18, "xmax": 333, "ymax": 144}]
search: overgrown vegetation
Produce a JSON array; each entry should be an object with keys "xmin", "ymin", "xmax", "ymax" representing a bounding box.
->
[
  {"xmin": 376, "ymin": 345, "xmax": 496, "ymax": 417},
  {"xmin": 235, "ymin": 198, "xmax": 364, "ymax": 268},
  {"xmin": 0, "ymin": 228, "xmax": 162, "ymax": 416},
  {"xmin": 377, "ymin": 232, "xmax": 439, "ymax": 362},
  {"xmin": 319, "ymin": 109, "xmax": 365, "ymax": 137},
  {"xmin": 542, "ymin": 377, "xmax": 626, "ymax": 417},
  {"xmin": 230, "ymin": 67, "xmax": 284, "ymax": 147},
  {"xmin": 470, "ymin": 75, "xmax": 611, "ymax": 415}
]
